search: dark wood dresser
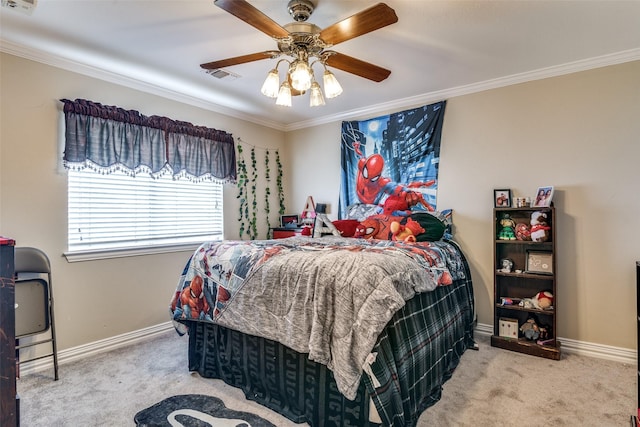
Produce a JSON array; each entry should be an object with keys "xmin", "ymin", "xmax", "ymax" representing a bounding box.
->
[{"xmin": 0, "ymin": 237, "xmax": 17, "ymax": 426}]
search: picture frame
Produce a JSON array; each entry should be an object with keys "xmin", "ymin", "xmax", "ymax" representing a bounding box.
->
[
  {"xmin": 494, "ymin": 189, "xmax": 512, "ymax": 207},
  {"xmin": 533, "ymin": 186, "xmax": 554, "ymax": 207},
  {"xmin": 280, "ymin": 214, "xmax": 299, "ymax": 228},
  {"xmin": 526, "ymin": 250, "xmax": 553, "ymax": 275},
  {"xmin": 498, "ymin": 317, "xmax": 519, "ymax": 339}
]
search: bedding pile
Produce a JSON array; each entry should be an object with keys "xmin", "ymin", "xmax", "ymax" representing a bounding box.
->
[{"xmin": 170, "ymin": 236, "xmax": 466, "ymax": 399}]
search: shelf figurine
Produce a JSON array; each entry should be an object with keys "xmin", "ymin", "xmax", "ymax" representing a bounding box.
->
[
  {"xmin": 530, "ymin": 211, "xmax": 550, "ymax": 242},
  {"xmin": 497, "ymin": 214, "xmax": 516, "ymax": 240},
  {"xmin": 500, "ymin": 258, "xmax": 514, "ymax": 273},
  {"xmin": 520, "ymin": 317, "xmax": 540, "ymax": 340}
]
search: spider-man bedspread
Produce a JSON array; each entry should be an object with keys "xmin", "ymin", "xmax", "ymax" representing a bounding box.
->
[{"xmin": 170, "ymin": 236, "xmax": 467, "ymax": 400}]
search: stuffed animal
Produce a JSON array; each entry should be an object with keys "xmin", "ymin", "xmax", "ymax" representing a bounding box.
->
[
  {"xmin": 498, "ymin": 214, "xmax": 516, "ymax": 240},
  {"xmin": 519, "ymin": 317, "xmax": 540, "ymax": 340},
  {"xmin": 533, "ymin": 291, "xmax": 554, "ymax": 310},
  {"xmin": 519, "ymin": 291, "xmax": 554, "ymax": 310},
  {"xmin": 530, "ymin": 211, "xmax": 551, "ymax": 242},
  {"xmin": 390, "ymin": 217, "xmax": 425, "ymax": 242},
  {"xmin": 515, "ymin": 222, "xmax": 531, "ymax": 241}
]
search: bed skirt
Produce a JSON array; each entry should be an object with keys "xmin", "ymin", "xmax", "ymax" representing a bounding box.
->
[{"xmin": 187, "ymin": 320, "xmax": 375, "ymax": 426}]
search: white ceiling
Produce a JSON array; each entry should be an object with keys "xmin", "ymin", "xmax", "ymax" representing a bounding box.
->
[{"xmin": 2, "ymin": 1, "xmax": 640, "ymax": 131}]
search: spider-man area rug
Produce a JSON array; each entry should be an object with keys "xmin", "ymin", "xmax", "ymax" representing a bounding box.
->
[{"xmin": 134, "ymin": 394, "xmax": 276, "ymax": 427}]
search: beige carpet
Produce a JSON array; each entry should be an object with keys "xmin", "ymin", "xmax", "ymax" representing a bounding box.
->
[{"xmin": 17, "ymin": 330, "xmax": 635, "ymax": 426}]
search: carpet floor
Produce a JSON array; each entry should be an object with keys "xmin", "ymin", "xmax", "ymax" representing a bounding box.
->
[{"xmin": 17, "ymin": 330, "xmax": 635, "ymax": 426}]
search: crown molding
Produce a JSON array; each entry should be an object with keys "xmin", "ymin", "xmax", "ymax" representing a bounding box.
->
[
  {"xmin": 284, "ymin": 48, "xmax": 640, "ymax": 131},
  {"xmin": 0, "ymin": 40, "xmax": 288, "ymax": 132},
  {"xmin": 2, "ymin": 39, "xmax": 639, "ymax": 132}
]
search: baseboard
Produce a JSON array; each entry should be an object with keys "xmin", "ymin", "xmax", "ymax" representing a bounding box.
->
[
  {"xmin": 18, "ymin": 321, "xmax": 174, "ymax": 376},
  {"xmin": 475, "ymin": 322, "xmax": 636, "ymax": 365},
  {"xmin": 18, "ymin": 321, "xmax": 636, "ymax": 376}
]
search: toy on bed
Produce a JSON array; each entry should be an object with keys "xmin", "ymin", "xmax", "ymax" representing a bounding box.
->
[
  {"xmin": 353, "ymin": 213, "xmax": 446, "ymax": 242},
  {"xmin": 530, "ymin": 211, "xmax": 551, "ymax": 242},
  {"xmin": 390, "ymin": 217, "xmax": 425, "ymax": 242}
]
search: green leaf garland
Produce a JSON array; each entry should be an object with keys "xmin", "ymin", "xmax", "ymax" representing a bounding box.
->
[
  {"xmin": 250, "ymin": 147, "xmax": 258, "ymax": 239},
  {"xmin": 264, "ymin": 150, "xmax": 271, "ymax": 239},
  {"xmin": 235, "ymin": 142, "xmax": 285, "ymax": 240},
  {"xmin": 236, "ymin": 143, "xmax": 250, "ymax": 239},
  {"xmin": 276, "ymin": 151, "xmax": 285, "ymax": 215}
]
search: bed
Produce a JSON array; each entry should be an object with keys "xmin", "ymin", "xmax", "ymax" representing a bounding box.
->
[{"xmin": 170, "ymin": 235, "xmax": 475, "ymax": 427}]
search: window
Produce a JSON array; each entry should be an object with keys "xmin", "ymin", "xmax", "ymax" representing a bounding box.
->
[{"xmin": 67, "ymin": 169, "xmax": 223, "ymax": 259}]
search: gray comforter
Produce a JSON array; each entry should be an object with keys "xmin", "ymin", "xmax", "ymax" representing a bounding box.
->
[{"xmin": 171, "ymin": 236, "xmax": 464, "ymax": 399}]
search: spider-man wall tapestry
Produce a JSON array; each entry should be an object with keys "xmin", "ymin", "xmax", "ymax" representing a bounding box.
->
[{"xmin": 339, "ymin": 101, "xmax": 447, "ymax": 219}]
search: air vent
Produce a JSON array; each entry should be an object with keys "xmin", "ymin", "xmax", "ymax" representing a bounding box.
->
[
  {"xmin": 205, "ymin": 69, "xmax": 240, "ymax": 80},
  {"xmin": 1, "ymin": 0, "xmax": 37, "ymax": 14}
]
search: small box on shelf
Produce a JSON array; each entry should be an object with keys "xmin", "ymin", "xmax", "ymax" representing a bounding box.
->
[{"xmin": 498, "ymin": 317, "xmax": 519, "ymax": 339}]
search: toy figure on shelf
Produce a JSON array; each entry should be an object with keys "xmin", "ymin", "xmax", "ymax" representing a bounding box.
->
[
  {"xmin": 515, "ymin": 222, "xmax": 532, "ymax": 241},
  {"xmin": 520, "ymin": 317, "xmax": 540, "ymax": 340},
  {"xmin": 530, "ymin": 211, "xmax": 551, "ymax": 242},
  {"xmin": 519, "ymin": 291, "xmax": 554, "ymax": 310},
  {"xmin": 497, "ymin": 214, "xmax": 516, "ymax": 240},
  {"xmin": 500, "ymin": 258, "xmax": 514, "ymax": 273}
]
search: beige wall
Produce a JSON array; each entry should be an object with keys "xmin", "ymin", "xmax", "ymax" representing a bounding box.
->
[
  {"xmin": 286, "ymin": 61, "xmax": 640, "ymax": 350},
  {"xmin": 2, "ymin": 52, "xmax": 638, "ymax": 354},
  {"xmin": 0, "ymin": 53, "xmax": 285, "ymax": 350}
]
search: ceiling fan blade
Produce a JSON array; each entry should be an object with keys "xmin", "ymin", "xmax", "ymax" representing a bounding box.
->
[
  {"xmin": 319, "ymin": 3, "xmax": 398, "ymax": 46},
  {"xmin": 200, "ymin": 51, "xmax": 278, "ymax": 70},
  {"xmin": 214, "ymin": 0, "xmax": 289, "ymax": 39},
  {"xmin": 324, "ymin": 52, "xmax": 391, "ymax": 82}
]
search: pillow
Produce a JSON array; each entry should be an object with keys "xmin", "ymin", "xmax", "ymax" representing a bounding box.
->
[
  {"xmin": 434, "ymin": 209, "xmax": 453, "ymax": 239},
  {"xmin": 411, "ymin": 212, "xmax": 447, "ymax": 242},
  {"xmin": 332, "ymin": 219, "xmax": 360, "ymax": 237}
]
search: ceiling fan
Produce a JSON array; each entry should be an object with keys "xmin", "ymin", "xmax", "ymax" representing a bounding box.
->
[{"xmin": 200, "ymin": 0, "xmax": 398, "ymax": 106}]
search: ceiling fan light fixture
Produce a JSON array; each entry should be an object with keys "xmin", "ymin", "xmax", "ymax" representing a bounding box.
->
[
  {"xmin": 207, "ymin": 1, "xmax": 397, "ymax": 109},
  {"xmin": 261, "ymin": 68, "xmax": 280, "ymax": 98},
  {"xmin": 309, "ymin": 81, "xmax": 325, "ymax": 107},
  {"xmin": 323, "ymin": 69, "xmax": 343, "ymax": 99},
  {"xmin": 289, "ymin": 60, "xmax": 312, "ymax": 92},
  {"xmin": 276, "ymin": 81, "xmax": 293, "ymax": 107}
]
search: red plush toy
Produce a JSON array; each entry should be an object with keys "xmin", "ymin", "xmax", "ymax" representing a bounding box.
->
[{"xmin": 390, "ymin": 218, "xmax": 425, "ymax": 242}]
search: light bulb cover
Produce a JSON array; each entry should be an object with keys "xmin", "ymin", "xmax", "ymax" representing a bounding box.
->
[
  {"xmin": 323, "ymin": 69, "xmax": 343, "ymax": 99},
  {"xmin": 289, "ymin": 60, "xmax": 312, "ymax": 92},
  {"xmin": 276, "ymin": 82, "xmax": 292, "ymax": 107},
  {"xmin": 261, "ymin": 68, "xmax": 280, "ymax": 98},
  {"xmin": 309, "ymin": 81, "xmax": 325, "ymax": 107}
]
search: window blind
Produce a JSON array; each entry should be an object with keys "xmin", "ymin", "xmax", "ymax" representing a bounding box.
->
[{"xmin": 68, "ymin": 169, "xmax": 223, "ymax": 252}]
